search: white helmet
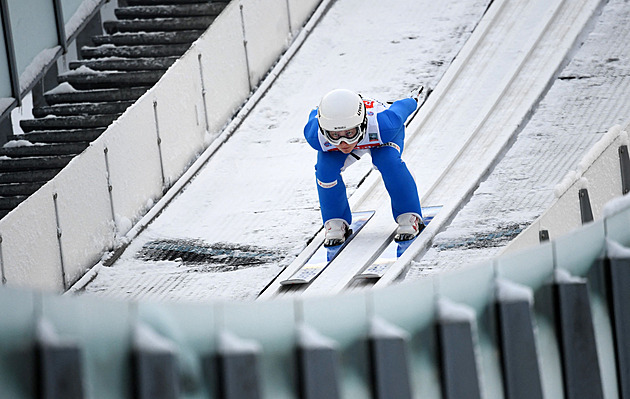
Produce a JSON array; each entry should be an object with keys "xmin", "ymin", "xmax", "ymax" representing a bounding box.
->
[{"xmin": 317, "ymin": 89, "xmax": 366, "ymax": 145}]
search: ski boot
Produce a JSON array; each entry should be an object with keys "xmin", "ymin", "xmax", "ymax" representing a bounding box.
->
[
  {"xmin": 324, "ymin": 219, "xmax": 351, "ymax": 247},
  {"xmin": 394, "ymin": 212, "xmax": 425, "ymax": 242}
]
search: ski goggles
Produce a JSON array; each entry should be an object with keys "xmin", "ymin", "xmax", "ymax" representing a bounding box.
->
[{"xmin": 321, "ymin": 127, "xmax": 362, "ymax": 145}]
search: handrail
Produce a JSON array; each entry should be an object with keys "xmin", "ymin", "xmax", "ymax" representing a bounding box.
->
[{"xmin": 0, "ymin": 0, "xmax": 107, "ymax": 121}]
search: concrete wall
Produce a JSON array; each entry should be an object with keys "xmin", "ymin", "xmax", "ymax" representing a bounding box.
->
[{"xmin": 505, "ymin": 122, "xmax": 630, "ymax": 253}]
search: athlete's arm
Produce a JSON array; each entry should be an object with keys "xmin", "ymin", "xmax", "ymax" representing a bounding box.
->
[
  {"xmin": 304, "ymin": 108, "xmax": 324, "ymax": 151},
  {"xmin": 377, "ymin": 98, "xmax": 417, "ymax": 142}
]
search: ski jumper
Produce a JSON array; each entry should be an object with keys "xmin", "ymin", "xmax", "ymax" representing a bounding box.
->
[{"xmin": 304, "ymin": 97, "xmax": 422, "ymax": 225}]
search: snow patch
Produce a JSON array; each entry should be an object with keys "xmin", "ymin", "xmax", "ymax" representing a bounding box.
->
[
  {"xmin": 296, "ymin": 323, "xmax": 337, "ymax": 349},
  {"xmin": 19, "ymin": 47, "xmax": 61, "ymax": 92},
  {"xmin": 134, "ymin": 322, "xmax": 176, "ymax": 353},
  {"xmin": 63, "ymin": 65, "xmax": 99, "ymax": 76},
  {"xmin": 370, "ymin": 316, "xmax": 409, "ymax": 340},
  {"xmin": 554, "ymin": 171, "xmax": 579, "ymax": 198},
  {"xmin": 603, "ymin": 192, "xmax": 630, "ymax": 218},
  {"xmin": 3, "ymin": 140, "xmax": 34, "ymax": 148},
  {"xmin": 606, "ymin": 238, "xmax": 630, "ymax": 259},
  {"xmin": 495, "ymin": 278, "xmax": 534, "ymax": 303},
  {"xmin": 115, "ymin": 215, "xmax": 133, "ymax": 237},
  {"xmin": 45, "ymin": 82, "xmax": 79, "ymax": 95},
  {"xmin": 65, "ymin": 0, "xmax": 103, "ymax": 39},
  {"xmin": 218, "ymin": 331, "xmax": 261, "ymax": 355},
  {"xmin": 578, "ymin": 125, "xmax": 624, "ymax": 174},
  {"xmin": 437, "ymin": 298, "xmax": 476, "ymax": 323},
  {"xmin": 36, "ymin": 318, "xmax": 76, "ymax": 348},
  {"xmin": 554, "ymin": 268, "xmax": 586, "ymax": 284},
  {"xmin": 555, "ymin": 125, "xmax": 625, "ymax": 198}
]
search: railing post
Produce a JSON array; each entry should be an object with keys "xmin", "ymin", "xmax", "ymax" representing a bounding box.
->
[
  {"xmin": 296, "ymin": 324, "xmax": 341, "ymax": 399},
  {"xmin": 52, "ymin": 0, "xmax": 68, "ymax": 53},
  {"xmin": 619, "ymin": 145, "xmax": 630, "ymax": 195},
  {"xmin": 368, "ymin": 318, "xmax": 413, "ymax": 399},
  {"xmin": 153, "ymin": 100, "xmax": 167, "ymax": 190},
  {"xmin": 36, "ymin": 319, "xmax": 84, "ymax": 399},
  {"xmin": 436, "ymin": 299, "xmax": 482, "ymax": 399},
  {"xmin": 554, "ymin": 269, "xmax": 604, "ymax": 399},
  {"xmin": 605, "ymin": 240, "xmax": 630, "ymax": 399},
  {"xmin": 215, "ymin": 331, "xmax": 261, "ymax": 399},
  {"xmin": 133, "ymin": 324, "xmax": 179, "ymax": 399},
  {"xmin": 579, "ymin": 188, "xmax": 594, "ymax": 224},
  {"xmin": 495, "ymin": 279, "xmax": 544, "ymax": 399},
  {"xmin": 0, "ymin": 0, "xmax": 20, "ymax": 104}
]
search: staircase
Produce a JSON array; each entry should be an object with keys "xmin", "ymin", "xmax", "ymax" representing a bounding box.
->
[{"xmin": 0, "ymin": 0, "xmax": 229, "ymax": 219}]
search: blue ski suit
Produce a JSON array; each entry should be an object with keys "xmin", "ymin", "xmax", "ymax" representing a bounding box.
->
[{"xmin": 304, "ymin": 96, "xmax": 422, "ymax": 226}]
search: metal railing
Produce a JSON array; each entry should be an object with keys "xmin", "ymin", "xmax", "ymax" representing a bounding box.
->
[
  {"xmin": 1, "ymin": 184, "xmax": 629, "ymax": 398},
  {"xmin": 0, "ymin": 0, "xmax": 107, "ymax": 120}
]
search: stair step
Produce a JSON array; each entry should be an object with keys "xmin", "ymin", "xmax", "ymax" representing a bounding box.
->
[
  {"xmin": 69, "ymin": 57, "xmax": 177, "ymax": 71},
  {"xmin": 33, "ymin": 101, "xmax": 134, "ymax": 118},
  {"xmin": 58, "ymin": 70, "xmax": 163, "ymax": 90},
  {"xmin": 92, "ymin": 30, "xmax": 203, "ymax": 46},
  {"xmin": 0, "ymin": 169, "xmax": 61, "ymax": 184},
  {"xmin": 0, "ymin": 182, "xmax": 46, "ymax": 197},
  {"xmin": 104, "ymin": 16, "xmax": 215, "ymax": 33},
  {"xmin": 81, "ymin": 44, "xmax": 190, "ymax": 59},
  {"xmin": 20, "ymin": 114, "xmax": 121, "ymax": 132},
  {"xmin": 0, "ymin": 155, "xmax": 74, "ymax": 172},
  {"xmin": 0, "ymin": 196, "xmax": 27, "ymax": 211},
  {"xmin": 0, "ymin": 143, "xmax": 89, "ymax": 158},
  {"xmin": 8, "ymin": 129, "xmax": 105, "ymax": 144},
  {"xmin": 44, "ymin": 86, "xmax": 149, "ymax": 105},
  {"xmin": 127, "ymin": 0, "xmax": 229, "ymax": 5},
  {"xmin": 115, "ymin": 3, "xmax": 227, "ymax": 19}
]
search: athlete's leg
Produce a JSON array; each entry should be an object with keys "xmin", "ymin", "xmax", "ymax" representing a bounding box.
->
[
  {"xmin": 315, "ymin": 151, "xmax": 352, "ymax": 225},
  {"xmin": 370, "ymin": 142, "xmax": 422, "ymax": 220}
]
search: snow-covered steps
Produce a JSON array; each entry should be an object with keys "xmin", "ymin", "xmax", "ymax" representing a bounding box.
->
[
  {"xmin": 114, "ymin": 3, "xmax": 227, "ymax": 19},
  {"xmin": 104, "ymin": 17, "xmax": 216, "ymax": 34},
  {"xmin": 0, "ymin": 156, "xmax": 71, "ymax": 215},
  {"xmin": 7, "ymin": 128, "xmax": 106, "ymax": 144},
  {"xmin": 0, "ymin": 143, "xmax": 89, "ymax": 158},
  {"xmin": 32, "ymin": 102, "xmax": 134, "ymax": 118},
  {"xmin": 0, "ymin": 0, "xmax": 229, "ymax": 220},
  {"xmin": 44, "ymin": 86, "xmax": 149, "ymax": 105},
  {"xmin": 0, "ymin": 169, "xmax": 60, "ymax": 183},
  {"xmin": 69, "ymin": 57, "xmax": 177, "ymax": 72},
  {"xmin": 20, "ymin": 115, "xmax": 121, "ymax": 132},
  {"xmin": 80, "ymin": 43, "xmax": 190, "ymax": 59},
  {"xmin": 58, "ymin": 70, "xmax": 164, "ymax": 90},
  {"xmin": 92, "ymin": 30, "xmax": 205, "ymax": 46},
  {"xmin": 0, "ymin": 181, "xmax": 45, "ymax": 197},
  {"xmin": 126, "ymin": 0, "xmax": 229, "ymax": 5},
  {"xmin": 0, "ymin": 156, "xmax": 72, "ymax": 172}
]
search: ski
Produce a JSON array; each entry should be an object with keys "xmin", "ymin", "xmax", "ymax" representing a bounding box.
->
[
  {"xmin": 355, "ymin": 205, "xmax": 443, "ymax": 280},
  {"xmin": 280, "ymin": 211, "xmax": 375, "ymax": 285}
]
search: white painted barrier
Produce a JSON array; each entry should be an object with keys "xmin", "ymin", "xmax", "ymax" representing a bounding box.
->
[
  {"xmin": 0, "ymin": 0, "xmax": 323, "ymax": 292},
  {"xmin": 241, "ymin": 0, "xmax": 292, "ymax": 87},
  {"xmin": 101, "ymin": 99, "xmax": 164, "ymax": 232},
  {"xmin": 288, "ymin": 0, "xmax": 319, "ymax": 33},
  {"xmin": 151, "ymin": 58, "xmax": 207, "ymax": 185},
  {"xmin": 505, "ymin": 123, "xmax": 630, "ymax": 253},
  {"xmin": 193, "ymin": 2, "xmax": 251, "ymax": 136},
  {"xmin": 52, "ymin": 147, "xmax": 114, "ymax": 287},
  {"xmin": 1, "ymin": 183, "xmax": 63, "ymax": 291}
]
